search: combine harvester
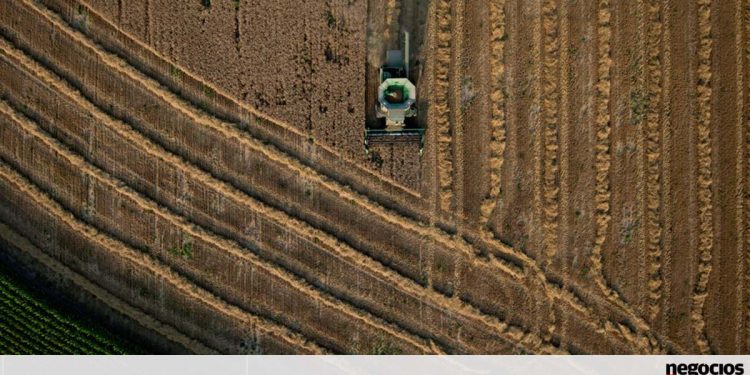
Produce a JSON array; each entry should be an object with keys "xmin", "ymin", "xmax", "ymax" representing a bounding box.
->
[{"xmin": 365, "ymin": 31, "xmax": 425, "ymax": 155}]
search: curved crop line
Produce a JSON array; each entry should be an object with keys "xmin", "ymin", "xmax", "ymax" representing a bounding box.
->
[
  {"xmin": 691, "ymin": 0, "xmax": 713, "ymax": 354},
  {"xmin": 0, "ymin": 162, "xmax": 324, "ymax": 354},
  {"xmin": 0, "ymin": 221, "xmax": 214, "ymax": 354},
  {"xmin": 9, "ymin": 0, "xmax": 676, "ymax": 353},
  {"xmin": 0, "ymin": 99, "xmax": 432, "ymax": 354},
  {"xmin": 0, "ymin": 36, "xmax": 549, "ymax": 354},
  {"xmin": 478, "ymin": 0, "xmax": 507, "ymax": 229}
]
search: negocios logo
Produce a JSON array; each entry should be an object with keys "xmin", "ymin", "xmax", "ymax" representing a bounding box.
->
[{"xmin": 666, "ymin": 363, "xmax": 745, "ymax": 375}]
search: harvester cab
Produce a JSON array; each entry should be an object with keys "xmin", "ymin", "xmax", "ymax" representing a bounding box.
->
[{"xmin": 365, "ymin": 31, "xmax": 424, "ymax": 155}]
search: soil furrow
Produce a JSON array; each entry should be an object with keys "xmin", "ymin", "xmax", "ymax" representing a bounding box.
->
[
  {"xmin": 478, "ymin": 0, "xmax": 507, "ymax": 229},
  {"xmin": 0, "ymin": 37, "xmax": 539, "ymax": 354},
  {"xmin": 691, "ymin": 0, "xmax": 713, "ymax": 354},
  {"xmin": 0, "ymin": 99, "xmax": 432, "ymax": 354},
  {"xmin": 663, "ymin": 0, "xmax": 699, "ymax": 351},
  {"xmin": 644, "ymin": 0, "xmax": 664, "ymax": 323},
  {"xmin": 3, "ymin": 0, "xmax": 676, "ymax": 353},
  {"xmin": 0, "ymin": 220, "xmax": 212, "ymax": 354},
  {"xmin": 736, "ymin": 0, "xmax": 747, "ymax": 352},
  {"xmin": 658, "ymin": 0, "xmax": 673, "ymax": 335},
  {"xmin": 0, "ymin": 161, "xmax": 323, "ymax": 354},
  {"xmin": 541, "ymin": 0, "xmax": 561, "ymax": 262},
  {"xmin": 704, "ymin": 0, "xmax": 744, "ymax": 353}
]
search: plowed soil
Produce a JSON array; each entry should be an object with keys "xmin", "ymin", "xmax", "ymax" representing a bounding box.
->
[{"xmin": 0, "ymin": 0, "xmax": 747, "ymax": 354}]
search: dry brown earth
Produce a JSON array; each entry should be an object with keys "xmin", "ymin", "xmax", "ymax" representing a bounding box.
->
[{"xmin": 0, "ymin": 0, "xmax": 747, "ymax": 353}]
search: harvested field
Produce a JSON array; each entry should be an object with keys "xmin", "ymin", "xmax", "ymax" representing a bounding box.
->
[{"xmin": 0, "ymin": 0, "xmax": 747, "ymax": 354}]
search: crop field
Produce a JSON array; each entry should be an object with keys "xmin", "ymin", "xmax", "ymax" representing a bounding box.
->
[
  {"xmin": 0, "ymin": 260, "xmax": 130, "ymax": 354},
  {"xmin": 0, "ymin": 0, "xmax": 747, "ymax": 354}
]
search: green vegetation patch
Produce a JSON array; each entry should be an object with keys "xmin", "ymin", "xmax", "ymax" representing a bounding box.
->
[{"xmin": 0, "ymin": 268, "xmax": 131, "ymax": 354}]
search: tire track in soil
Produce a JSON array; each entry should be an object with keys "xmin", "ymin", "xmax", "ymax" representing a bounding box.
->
[
  {"xmin": 705, "ymin": 0, "xmax": 743, "ymax": 353},
  {"xmin": 0, "ymin": 98, "xmax": 434, "ymax": 355},
  {"xmin": 643, "ymin": 0, "xmax": 665, "ymax": 323},
  {"xmin": 0, "ymin": 221, "xmax": 214, "ymax": 354},
  {"xmin": 0, "ymin": 35, "xmax": 545, "ymax": 354},
  {"xmin": 0, "ymin": 161, "xmax": 324, "ymax": 355},
  {"xmin": 540, "ymin": 0, "xmax": 561, "ymax": 263},
  {"xmin": 691, "ymin": 0, "xmax": 714, "ymax": 354},
  {"xmin": 478, "ymin": 0, "xmax": 507, "ymax": 230},
  {"xmin": 663, "ymin": 0, "xmax": 699, "ymax": 351},
  {"xmin": 605, "ymin": 0, "xmax": 643, "ymax": 313},
  {"xmin": 10, "ymin": 0, "xmax": 675, "ymax": 353},
  {"xmin": 658, "ymin": 0, "xmax": 673, "ymax": 335}
]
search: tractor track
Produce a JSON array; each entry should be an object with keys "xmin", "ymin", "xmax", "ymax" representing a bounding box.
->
[
  {"xmin": 692, "ymin": 0, "xmax": 714, "ymax": 354},
  {"xmin": 0, "ymin": 220, "xmax": 212, "ymax": 354},
  {"xmin": 0, "ymin": 99, "xmax": 435, "ymax": 355},
  {"xmin": 0, "ymin": 37, "xmax": 543, "ymax": 354},
  {"xmin": 0, "ymin": 0, "xmax": 680, "ymax": 353},
  {"xmin": 0, "ymin": 161, "xmax": 323, "ymax": 355}
]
